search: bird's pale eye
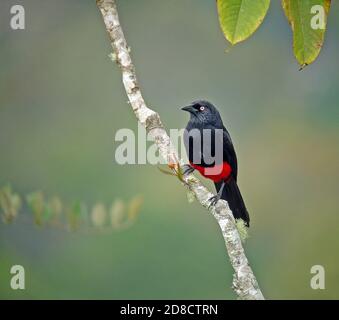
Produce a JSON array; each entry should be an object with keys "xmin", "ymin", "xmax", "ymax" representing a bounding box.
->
[{"xmin": 199, "ymin": 106, "xmax": 205, "ymax": 111}]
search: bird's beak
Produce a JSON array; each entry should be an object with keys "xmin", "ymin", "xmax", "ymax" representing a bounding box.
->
[{"xmin": 181, "ymin": 105, "xmax": 195, "ymax": 114}]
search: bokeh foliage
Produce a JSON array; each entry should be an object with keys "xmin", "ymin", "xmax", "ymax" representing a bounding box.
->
[{"xmin": 1, "ymin": 186, "xmax": 142, "ymax": 232}]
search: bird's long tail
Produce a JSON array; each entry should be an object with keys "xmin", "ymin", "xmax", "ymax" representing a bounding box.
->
[{"xmin": 216, "ymin": 177, "xmax": 250, "ymax": 227}]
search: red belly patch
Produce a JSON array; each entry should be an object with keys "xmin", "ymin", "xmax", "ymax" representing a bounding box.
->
[{"xmin": 190, "ymin": 161, "xmax": 232, "ymax": 183}]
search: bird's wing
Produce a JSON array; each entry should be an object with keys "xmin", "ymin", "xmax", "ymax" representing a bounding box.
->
[
  {"xmin": 223, "ymin": 127, "xmax": 238, "ymax": 180},
  {"xmin": 184, "ymin": 125, "xmax": 238, "ymax": 180},
  {"xmin": 198, "ymin": 125, "xmax": 238, "ymax": 179},
  {"xmin": 183, "ymin": 127, "xmax": 203, "ymax": 164}
]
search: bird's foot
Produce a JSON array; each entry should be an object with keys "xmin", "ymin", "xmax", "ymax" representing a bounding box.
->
[
  {"xmin": 182, "ymin": 164, "xmax": 195, "ymax": 176},
  {"xmin": 208, "ymin": 194, "xmax": 221, "ymax": 209}
]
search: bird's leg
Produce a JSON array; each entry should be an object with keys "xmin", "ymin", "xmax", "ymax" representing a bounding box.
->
[
  {"xmin": 182, "ymin": 164, "xmax": 195, "ymax": 176},
  {"xmin": 209, "ymin": 181, "xmax": 226, "ymax": 208}
]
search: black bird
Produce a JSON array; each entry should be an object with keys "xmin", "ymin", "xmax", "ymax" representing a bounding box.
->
[{"xmin": 182, "ymin": 100, "xmax": 250, "ymax": 226}]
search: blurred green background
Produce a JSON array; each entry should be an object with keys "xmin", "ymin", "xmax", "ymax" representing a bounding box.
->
[{"xmin": 0, "ymin": 0, "xmax": 338, "ymax": 299}]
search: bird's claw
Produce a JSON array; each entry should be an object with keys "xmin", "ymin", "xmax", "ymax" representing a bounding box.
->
[
  {"xmin": 182, "ymin": 164, "xmax": 195, "ymax": 176},
  {"xmin": 208, "ymin": 194, "xmax": 221, "ymax": 209}
]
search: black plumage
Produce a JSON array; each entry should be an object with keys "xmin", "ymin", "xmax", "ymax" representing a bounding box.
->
[{"xmin": 182, "ymin": 100, "xmax": 250, "ymax": 226}]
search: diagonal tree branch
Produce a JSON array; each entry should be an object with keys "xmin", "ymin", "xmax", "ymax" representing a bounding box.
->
[{"xmin": 96, "ymin": 0, "xmax": 264, "ymax": 300}]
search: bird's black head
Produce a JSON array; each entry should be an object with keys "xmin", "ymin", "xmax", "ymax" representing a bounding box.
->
[{"xmin": 181, "ymin": 100, "xmax": 223, "ymax": 127}]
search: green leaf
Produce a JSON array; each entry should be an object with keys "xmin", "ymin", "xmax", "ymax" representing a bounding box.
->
[
  {"xmin": 0, "ymin": 186, "xmax": 21, "ymax": 223},
  {"xmin": 282, "ymin": 0, "xmax": 331, "ymax": 68},
  {"xmin": 91, "ymin": 203, "xmax": 107, "ymax": 227},
  {"xmin": 48, "ymin": 196, "xmax": 63, "ymax": 222},
  {"xmin": 26, "ymin": 192, "xmax": 45, "ymax": 226},
  {"xmin": 127, "ymin": 196, "xmax": 143, "ymax": 222},
  {"xmin": 110, "ymin": 199, "xmax": 125, "ymax": 228},
  {"xmin": 66, "ymin": 201, "xmax": 84, "ymax": 231},
  {"xmin": 217, "ymin": 0, "xmax": 270, "ymax": 45}
]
